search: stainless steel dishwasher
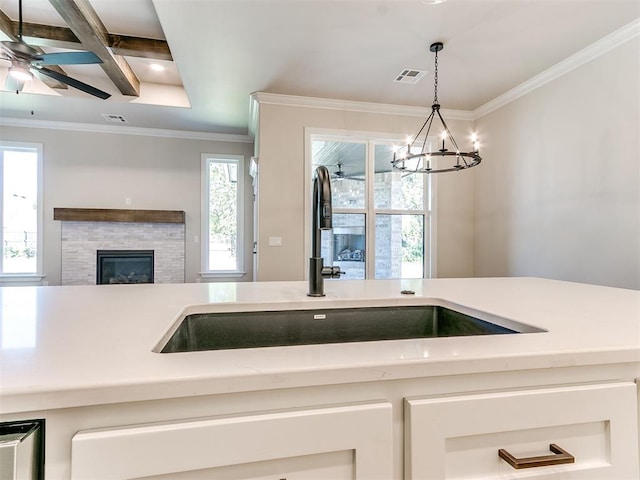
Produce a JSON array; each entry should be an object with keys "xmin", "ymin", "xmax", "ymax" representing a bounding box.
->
[{"xmin": 0, "ymin": 419, "xmax": 44, "ymax": 480}]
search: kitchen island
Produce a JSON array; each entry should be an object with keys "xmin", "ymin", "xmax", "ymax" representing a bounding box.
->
[{"xmin": 1, "ymin": 277, "xmax": 639, "ymax": 479}]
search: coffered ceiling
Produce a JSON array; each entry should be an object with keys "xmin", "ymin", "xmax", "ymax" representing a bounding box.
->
[{"xmin": 0, "ymin": 0, "xmax": 638, "ymax": 136}]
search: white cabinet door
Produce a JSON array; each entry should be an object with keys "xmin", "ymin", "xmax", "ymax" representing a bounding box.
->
[
  {"xmin": 405, "ymin": 382, "xmax": 639, "ymax": 479},
  {"xmin": 71, "ymin": 401, "xmax": 392, "ymax": 480}
]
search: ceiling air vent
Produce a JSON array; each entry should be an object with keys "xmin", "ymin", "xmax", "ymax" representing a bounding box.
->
[
  {"xmin": 394, "ymin": 69, "xmax": 426, "ymax": 84},
  {"xmin": 101, "ymin": 114, "xmax": 128, "ymax": 124}
]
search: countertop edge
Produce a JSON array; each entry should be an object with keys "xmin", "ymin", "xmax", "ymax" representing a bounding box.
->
[{"xmin": 3, "ymin": 347, "xmax": 639, "ymax": 415}]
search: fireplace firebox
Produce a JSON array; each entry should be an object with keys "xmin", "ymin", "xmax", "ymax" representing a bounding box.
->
[{"xmin": 96, "ymin": 250, "xmax": 154, "ymax": 285}]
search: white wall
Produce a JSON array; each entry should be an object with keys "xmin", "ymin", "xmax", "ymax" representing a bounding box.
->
[
  {"xmin": 255, "ymin": 102, "xmax": 476, "ymax": 281},
  {"xmin": 0, "ymin": 125, "xmax": 254, "ymax": 285},
  {"xmin": 474, "ymin": 38, "xmax": 640, "ymax": 290}
]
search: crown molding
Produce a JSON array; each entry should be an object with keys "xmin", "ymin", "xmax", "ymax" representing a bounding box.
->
[
  {"xmin": 250, "ymin": 91, "xmax": 475, "ymax": 121},
  {"xmin": 248, "ymin": 94, "xmax": 260, "ymax": 140},
  {"xmin": 473, "ymin": 17, "xmax": 640, "ymax": 119},
  {"xmin": 0, "ymin": 117, "xmax": 253, "ymax": 143}
]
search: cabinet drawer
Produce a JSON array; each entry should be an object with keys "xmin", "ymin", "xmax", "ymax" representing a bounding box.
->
[
  {"xmin": 405, "ymin": 382, "xmax": 639, "ymax": 479},
  {"xmin": 121, "ymin": 450, "xmax": 354, "ymax": 479},
  {"xmin": 71, "ymin": 401, "xmax": 392, "ymax": 480}
]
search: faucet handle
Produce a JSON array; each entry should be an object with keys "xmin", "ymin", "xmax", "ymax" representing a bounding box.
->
[
  {"xmin": 330, "ymin": 266, "xmax": 344, "ymax": 278},
  {"xmin": 321, "ymin": 266, "xmax": 344, "ymax": 279}
]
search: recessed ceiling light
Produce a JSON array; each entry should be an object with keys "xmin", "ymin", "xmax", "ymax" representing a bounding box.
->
[
  {"xmin": 422, "ymin": 0, "xmax": 447, "ymax": 4},
  {"xmin": 150, "ymin": 63, "xmax": 164, "ymax": 72}
]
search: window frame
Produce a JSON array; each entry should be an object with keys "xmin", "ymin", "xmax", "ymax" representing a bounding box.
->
[
  {"xmin": 200, "ymin": 153, "xmax": 246, "ymax": 278},
  {"xmin": 305, "ymin": 128, "xmax": 437, "ymax": 280},
  {"xmin": 0, "ymin": 141, "xmax": 44, "ymax": 283}
]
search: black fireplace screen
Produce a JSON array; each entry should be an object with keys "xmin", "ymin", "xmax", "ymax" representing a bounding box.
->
[{"xmin": 96, "ymin": 250, "xmax": 154, "ymax": 284}]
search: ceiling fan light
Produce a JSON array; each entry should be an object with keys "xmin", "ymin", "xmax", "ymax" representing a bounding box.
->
[{"xmin": 8, "ymin": 63, "xmax": 33, "ymax": 82}]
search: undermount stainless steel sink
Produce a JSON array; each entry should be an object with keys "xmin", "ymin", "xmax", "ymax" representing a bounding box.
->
[{"xmin": 156, "ymin": 305, "xmax": 544, "ymax": 353}]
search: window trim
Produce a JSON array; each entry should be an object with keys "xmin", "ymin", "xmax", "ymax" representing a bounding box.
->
[
  {"xmin": 200, "ymin": 153, "xmax": 246, "ymax": 278},
  {"xmin": 0, "ymin": 141, "xmax": 44, "ymax": 283},
  {"xmin": 304, "ymin": 128, "xmax": 437, "ymax": 280}
]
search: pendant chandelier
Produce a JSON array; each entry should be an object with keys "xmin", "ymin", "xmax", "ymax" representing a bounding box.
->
[{"xmin": 392, "ymin": 42, "xmax": 481, "ymax": 174}]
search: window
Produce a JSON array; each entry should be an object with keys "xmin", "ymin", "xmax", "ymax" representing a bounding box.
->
[
  {"xmin": 201, "ymin": 154, "xmax": 245, "ymax": 276},
  {"xmin": 0, "ymin": 142, "xmax": 43, "ymax": 280},
  {"xmin": 308, "ymin": 132, "xmax": 434, "ymax": 280}
]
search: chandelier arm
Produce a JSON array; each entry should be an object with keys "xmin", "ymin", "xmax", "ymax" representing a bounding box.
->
[
  {"xmin": 435, "ymin": 108, "xmax": 461, "ymax": 153},
  {"xmin": 412, "ymin": 109, "xmax": 436, "ymax": 152},
  {"xmin": 421, "ymin": 110, "xmax": 437, "ymax": 154}
]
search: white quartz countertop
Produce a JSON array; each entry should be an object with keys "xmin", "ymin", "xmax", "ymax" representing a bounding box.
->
[{"xmin": 1, "ymin": 277, "xmax": 639, "ymax": 414}]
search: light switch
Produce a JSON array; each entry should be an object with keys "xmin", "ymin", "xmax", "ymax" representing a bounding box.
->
[{"xmin": 268, "ymin": 236, "xmax": 282, "ymax": 247}]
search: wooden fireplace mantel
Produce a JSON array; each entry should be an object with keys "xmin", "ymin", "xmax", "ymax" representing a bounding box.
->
[{"xmin": 53, "ymin": 208, "xmax": 185, "ymax": 224}]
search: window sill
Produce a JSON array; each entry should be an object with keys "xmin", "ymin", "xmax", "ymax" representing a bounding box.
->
[
  {"xmin": 199, "ymin": 271, "xmax": 247, "ymax": 280},
  {"xmin": 0, "ymin": 274, "xmax": 47, "ymax": 286}
]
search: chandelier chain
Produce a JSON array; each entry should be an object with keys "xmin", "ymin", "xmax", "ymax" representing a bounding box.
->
[{"xmin": 433, "ymin": 49, "xmax": 439, "ymax": 105}]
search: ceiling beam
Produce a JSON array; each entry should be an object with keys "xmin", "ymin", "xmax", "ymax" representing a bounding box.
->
[
  {"xmin": 109, "ymin": 35, "xmax": 172, "ymax": 61},
  {"xmin": 0, "ymin": 9, "xmax": 68, "ymax": 90},
  {"xmin": 18, "ymin": 22, "xmax": 80, "ymax": 50},
  {"xmin": 48, "ymin": 0, "xmax": 140, "ymax": 96},
  {"xmin": 19, "ymin": 22, "xmax": 173, "ymax": 61},
  {"xmin": 0, "ymin": 8, "xmax": 14, "ymax": 38}
]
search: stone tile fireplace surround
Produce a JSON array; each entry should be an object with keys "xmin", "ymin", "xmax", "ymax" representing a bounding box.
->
[{"xmin": 54, "ymin": 208, "xmax": 185, "ymax": 285}]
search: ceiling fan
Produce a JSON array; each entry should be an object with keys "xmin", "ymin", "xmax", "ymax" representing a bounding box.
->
[
  {"xmin": 329, "ymin": 162, "xmax": 365, "ymax": 182},
  {"xmin": 332, "ymin": 162, "xmax": 347, "ymax": 179},
  {"xmin": 1, "ymin": 0, "xmax": 111, "ymax": 99}
]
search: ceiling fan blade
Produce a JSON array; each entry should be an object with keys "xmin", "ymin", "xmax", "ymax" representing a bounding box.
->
[
  {"xmin": 1, "ymin": 40, "xmax": 38, "ymax": 58},
  {"xmin": 34, "ymin": 66, "xmax": 111, "ymax": 99},
  {"xmin": 33, "ymin": 51, "xmax": 103, "ymax": 66}
]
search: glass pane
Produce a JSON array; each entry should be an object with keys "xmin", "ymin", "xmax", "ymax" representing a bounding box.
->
[
  {"xmin": 375, "ymin": 214, "xmax": 424, "ymax": 279},
  {"xmin": 312, "ymin": 140, "xmax": 366, "ymax": 209},
  {"xmin": 321, "ymin": 213, "xmax": 365, "ymax": 280},
  {"xmin": 208, "ymin": 160, "xmax": 238, "ymax": 270},
  {"xmin": 374, "ymin": 144, "xmax": 424, "ymax": 210},
  {"xmin": 2, "ymin": 150, "xmax": 38, "ymax": 273}
]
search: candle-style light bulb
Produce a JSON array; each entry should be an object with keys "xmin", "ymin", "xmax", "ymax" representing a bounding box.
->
[
  {"xmin": 405, "ymin": 136, "xmax": 412, "ymax": 157},
  {"xmin": 471, "ymin": 133, "xmax": 479, "ymax": 153}
]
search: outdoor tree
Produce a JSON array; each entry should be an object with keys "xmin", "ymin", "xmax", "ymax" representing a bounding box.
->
[{"xmin": 209, "ymin": 163, "xmax": 238, "ymax": 258}]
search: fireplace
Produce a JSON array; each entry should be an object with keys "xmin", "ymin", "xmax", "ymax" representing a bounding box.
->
[{"xmin": 96, "ymin": 250, "xmax": 154, "ymax": 285}]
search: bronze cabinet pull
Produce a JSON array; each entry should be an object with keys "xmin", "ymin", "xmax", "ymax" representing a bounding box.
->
[{"xmin": 498, "ymin": 443, "xmax": 575, "ymax": 469}]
